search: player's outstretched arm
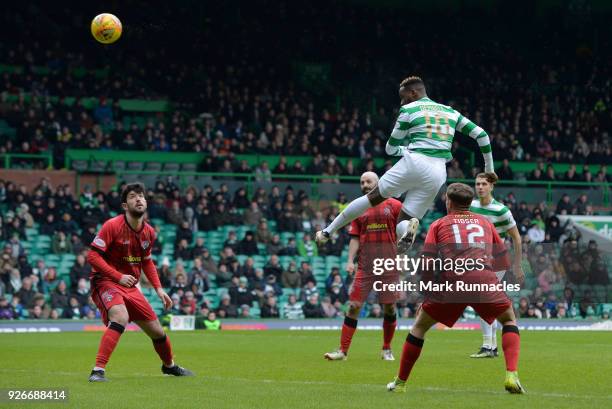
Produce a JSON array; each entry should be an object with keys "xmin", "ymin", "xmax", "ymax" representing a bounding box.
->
[{"xmin": 455, "ymin": 113, "xmax": 494, "ymax": 173}]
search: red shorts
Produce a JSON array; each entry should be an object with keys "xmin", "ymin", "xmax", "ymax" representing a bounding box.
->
[
  {"xmin": 349, "ymin": 270, "xmax": 401, "ymax": 304},
  {"xmin": 421, "ymin": 300, "xmax": 512, "ymax": 328},
  {"xmin": 92, "ymin": 281, "xmax": 157, "ymax": 325}
]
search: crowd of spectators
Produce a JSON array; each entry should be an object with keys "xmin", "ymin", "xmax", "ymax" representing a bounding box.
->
[
  {"xmin": 1, "ymin": 176, "xmax": 609, "ymax": 322},
  {"xmin": 0, "ymin": 1, "xmax": 610, "ymax": 322},
  {"xmin": 0, "ymin": 2, "xmax": 610, "ymax": 177}
]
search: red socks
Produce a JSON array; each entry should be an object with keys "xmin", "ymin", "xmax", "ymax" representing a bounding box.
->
[
  {"xmin": 95, "ymin": 322, "xmax": 125, "ymax": 368},
  {"xmin": 394, "ymin": 325, "xmax": 518, "ymax": 384},
  {"xmin": 340, "ymin": 316, "xmax": 358, "ymax": 354},
  {"xmin": 398, "ymin": 333, "xmax": 424, "ymax": 381},
  {"xmin": 94, "ymin": 323, "xmax": 174, "ymax": 369},
  {"xmin": 153, "ymin": 334, "xmax": 174, "ymax": 366},
  {"xmin": 340, "ymin": 313, "xmax": 396, "ymax": 354},
  {"xmin": 382, "ymin": 314, "xmax": 397, "ymax": 349},
  {"xmin": 502, "ymin": 325, "xmax": 520, "ymax": 371}
]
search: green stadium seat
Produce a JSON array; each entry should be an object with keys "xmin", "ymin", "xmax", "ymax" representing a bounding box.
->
[
  {"xmin": 57, "ymin": 266, "xmax": 70, "ymax": 276},
  {"xmin": 216, "ymin": 288, "xmax": 229, "ymax": 298},
  {"xmin": 150, "ymin": 218, "xmax": 164, "ymax": 226},
  {"xmin": 127, "ymin": 161, "xmax": 144, "ymax": 171},
  {"xmin": 282, "ymin": 288, "xmax": 298, "ymax": 297},
  {"xmin": 145, "ymin": 162, "xmax": 162, "ymax": 171},
  {"xmin": 163, "ymin": 163, "xmax": 180, "ymax": 172},
  {"xmin": 90, "ymin": 160, "xmax": 108, "ymax": 172},
  {"xmin": 111, "ymin": 161, "xmax": 126, "ymax": 172},
  {"xmin": 72, "ymin": 160, "xmax": 88, "ymax": 172},
  {"xmin": 181, "ymin": 163, "xmax": 197, "ymax": 172}
]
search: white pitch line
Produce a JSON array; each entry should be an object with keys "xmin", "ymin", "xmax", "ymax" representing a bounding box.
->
[
  {"xmin": 202, "ymin": 375, "xmax": 612, "ymax": 400},
  {"xmin": 1, "ymin": 369, "xmax": 610, "ymax": 401}
]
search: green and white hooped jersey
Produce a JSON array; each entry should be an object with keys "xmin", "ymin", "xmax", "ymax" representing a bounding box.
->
[
  {"xmin": 469, "ymin": 198, "xmax": 516, "ymax": 238},
  {"xmin": 389, "ymin": 97, "xmax": 492, "ymax": 160}
]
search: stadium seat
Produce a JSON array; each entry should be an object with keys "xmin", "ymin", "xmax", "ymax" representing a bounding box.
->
[
  {"xmin": 111, "ymin": 161, "xmax": 126, "ymax": 171},
  {"xmin": 127, "ymin": 161, "xmax": 144, "ymax": 171},
  {"xmin": 144, "ymin": 162, "xmax": 162, "ymax": 171},
  {"xmin": 90, "ymin": 160, "xmax": 108, "ymax": 172},
  {"xmin": 163, "ymin": 163, "xmax": 180, "ymax": 172},
  {"xmin": 72, "ymin": 160, "xmax": 88, "ymax": 172},
  {"xmin": 181, "ymin": 163, "xmax": 197, "ymax": 172}
]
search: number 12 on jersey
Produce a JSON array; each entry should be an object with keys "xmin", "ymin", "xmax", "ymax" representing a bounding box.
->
[{"xmin": 451, "ymin": 223, "xmax": 485, "ymax": 244}]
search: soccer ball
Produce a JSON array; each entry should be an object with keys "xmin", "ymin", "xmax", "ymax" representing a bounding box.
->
[{"xmin": 91, "ymin": 13, "xmax": 122, "ymax": 44}]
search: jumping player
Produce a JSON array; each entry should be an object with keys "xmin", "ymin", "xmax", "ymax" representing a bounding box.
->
[
  {"xmin": 469, "ymin": 172, "xmax": 524, "ymax": 358},
  {"xmin": 87, "ymin": 182, "xmax": 193, "ymax": 382},
  {"xmin": 316, "ymin": 76, "xmax": 495, "ymax": 255},
  {"xmin": 386, "ymin": 183, "xmax": 524, "ymax": 394},
  {"xmin": 324, "ymin": 172, "xmax": 402, "ymax": 361}
]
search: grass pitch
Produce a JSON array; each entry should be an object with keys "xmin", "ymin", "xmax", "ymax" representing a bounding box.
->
[{"xmin": 0, "ymin": 329, "xmax": 610, "ymax": 409}]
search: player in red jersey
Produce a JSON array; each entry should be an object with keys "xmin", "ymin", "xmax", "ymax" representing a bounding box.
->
[
  {"xmin": 87, "ymin": 182, "xmax": 193, "ymax": 382},
  {"xmin": 386, "ymin": 183, "xmax": 525, "ymax": 394},
  {"xmin": 324, "ymin": 172, "xmax": 403, "ymax": 361}
]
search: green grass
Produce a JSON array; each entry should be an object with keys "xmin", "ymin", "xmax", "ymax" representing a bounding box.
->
[{"xmin": 0, "ymin": 330, "xmax": 611, "ymax": 409}]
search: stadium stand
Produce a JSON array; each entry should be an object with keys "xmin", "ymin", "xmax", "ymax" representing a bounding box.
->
[
  {"xmin": 0, "ymin": 179, "xmax": 610, "ymax": 321},
  {"xmin": 0, "ymin": 1, "xmax": 610, "ymax": 322}
]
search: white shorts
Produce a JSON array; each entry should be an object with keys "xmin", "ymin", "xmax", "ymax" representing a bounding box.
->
[{"xmin": 377, "ymin": 151, "xmax": 447, "ymax": 219}]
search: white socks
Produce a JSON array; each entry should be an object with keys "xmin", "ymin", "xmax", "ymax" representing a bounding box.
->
[
  {"xmin": 93, "ymin": 366, "xmax": 105, "ymax": 372},
  {"xmin": 480, "ymin": 318, "xmax": 493, "ymax": 349},
  {"xmin": 480, "ymin": 318, "xmax": 497, "ymax": 349},
  {"xmin": 396, "ymin": 220, "xmax": 410, "ymax": 240},
  {"xmin": 323, "ymin": 195, "xmax": 372, "ymax": 235}
]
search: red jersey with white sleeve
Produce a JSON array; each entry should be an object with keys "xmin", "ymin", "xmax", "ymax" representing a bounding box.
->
[{"xmin": 89, "ymin": 215, "xmax": 161, "ymax": 288}]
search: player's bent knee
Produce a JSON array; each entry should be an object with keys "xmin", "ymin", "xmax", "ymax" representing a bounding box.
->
[
  {"xmin": 150, "ymin": 325, "xmax": 166, "ymax": 339},
  {"xmin": 347, "ymin": 302, "xmax": 362, "ymax": 316},
  {"xmin": 382, "ymin": 303, "xmax": 396, "ymax": 315},
  {"xmin": 108, "ymin": 305, "xmax": 129, "ymax": 326},
  {"xmin": 136, "ymin": 319, "xmax": 166, "ymax": 339},
  {"xmin": 413, "ymin": 309, "xmax": 436, "ymax": 333},
  {"xmin": 496, "ymin": 307, "xmax": 517, "ymax": 326}
]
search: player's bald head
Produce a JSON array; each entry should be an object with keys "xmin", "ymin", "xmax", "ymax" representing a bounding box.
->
[{"xmin": 360, "ymin": 172, "xmax": 379, "ymax": 194}]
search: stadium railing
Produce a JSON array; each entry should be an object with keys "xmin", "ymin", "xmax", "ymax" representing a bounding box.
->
[
  {"xmin": 3, "ymin": 151, "xmax": 609, "ymax": 207},
  {"xmin": 64, "ymin": 149, "xmax": 610, "ymax": 177},
  {"xmin": 107, "ymin": 170, "xmax": 611, "ymax": 208},
  {"xmin": 0, "ymin": 153, "xmax": 53, "ymax": 169}
]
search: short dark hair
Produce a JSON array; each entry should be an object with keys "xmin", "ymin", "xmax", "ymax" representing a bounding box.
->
[
  {"xmin": 400, "ymin": 76, "xmax": 425, "ymax": 90},
  {"xmin": 476, "ymin": 172, "xmax": 499, "ymax": 184},
  {"xmin": 121, "ymin": 182, "xmax": 145, "ymax": 203},
  {"xmin": 446, "ymin": 183, "xmax": 474, "ymax": 209}
]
